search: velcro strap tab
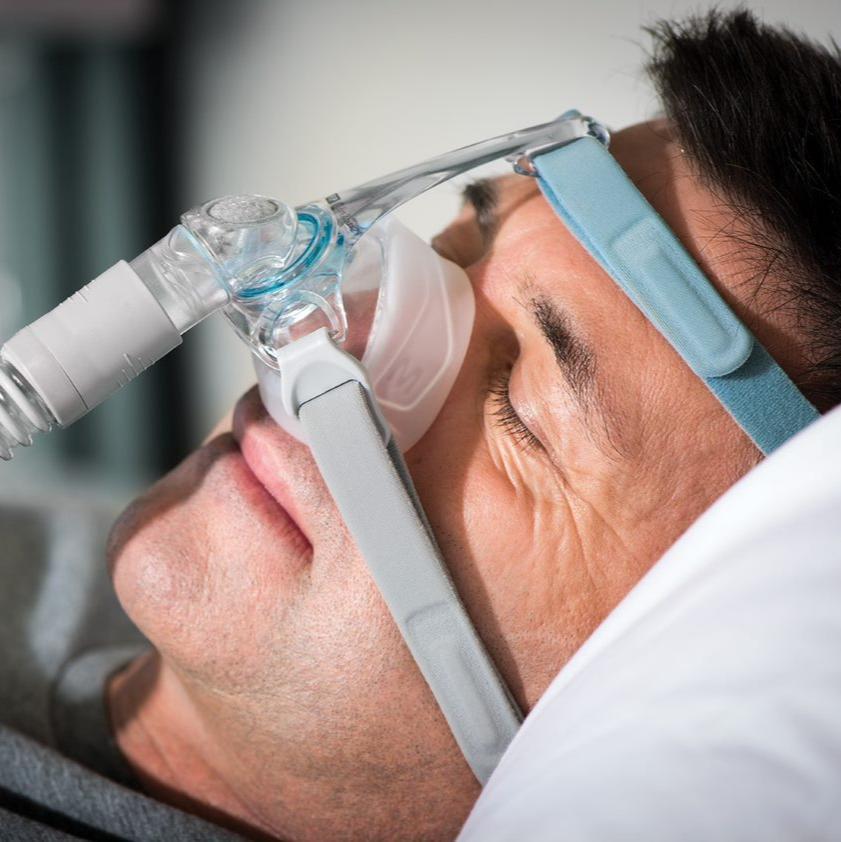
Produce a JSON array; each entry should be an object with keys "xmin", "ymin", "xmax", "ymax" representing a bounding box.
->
[{"xmin": 612, "ymin": 217, "xmax": 752, "ymax": 377}]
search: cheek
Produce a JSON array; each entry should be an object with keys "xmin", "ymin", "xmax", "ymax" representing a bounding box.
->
[
  {"xmin": 449, "ymin": 433, "xmax": 569, "ymax": 597},
  {"xmin": 415, "ymin": 434, "xmax": 594, "ymax": 710},
  {"xmin": 408, "ymin": 367, "xmax": 580, "ymax": 698},
  {"xmin": 106, "ymin": 432, "xmax": 435, "ymax": 726},
  {"xmin": 107, "ymin": 437, "xmax": 314, "ymax": 688}
]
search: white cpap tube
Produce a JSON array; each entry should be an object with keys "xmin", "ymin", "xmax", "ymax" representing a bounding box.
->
[{"xmin": 0, "ymin": 194, "xmax": 300, "ymax": 460}]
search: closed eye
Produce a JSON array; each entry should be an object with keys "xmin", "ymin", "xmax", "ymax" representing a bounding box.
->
[{"xmin": 488, "ymin": 368, "xmax": 543, "ymax": 453}]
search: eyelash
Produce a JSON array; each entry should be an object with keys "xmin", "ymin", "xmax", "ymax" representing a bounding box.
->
[{"xmin": 488, "ymin": 369, "xmax": 543, "ymax": 453}]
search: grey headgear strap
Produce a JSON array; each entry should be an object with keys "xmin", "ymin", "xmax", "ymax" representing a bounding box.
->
[{"xmin": 298, "ymin": 379, "xmax": 522, "ymax": 782}]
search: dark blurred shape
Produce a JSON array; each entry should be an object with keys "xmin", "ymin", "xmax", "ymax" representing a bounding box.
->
[{"xmin": 0, "ymin": 0, "xmax": 190, "ymax": 487}]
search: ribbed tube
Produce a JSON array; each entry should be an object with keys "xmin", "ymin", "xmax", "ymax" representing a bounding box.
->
[{"xmin": 0, "ymin": 353, "xmax": 55, "ymax": 461}]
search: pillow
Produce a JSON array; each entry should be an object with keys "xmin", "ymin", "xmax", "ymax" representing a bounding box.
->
[{"xmin": 459, "ymin": 403, "xmax": 841, "ymax": 841}]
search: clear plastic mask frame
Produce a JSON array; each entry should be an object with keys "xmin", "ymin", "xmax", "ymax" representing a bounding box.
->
[{"xmin": 176, "ymin": 109, "xmax": 610, "ymax": 369}]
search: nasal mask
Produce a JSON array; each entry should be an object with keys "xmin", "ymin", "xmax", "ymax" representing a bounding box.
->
[{"xmin": 0, "ymin": 110, "xmax": 819, "ymax": 782}]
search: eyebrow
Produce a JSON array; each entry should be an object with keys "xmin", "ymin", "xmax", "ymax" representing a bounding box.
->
[
  {"xmin": 464, "ymin": 178, "xmax": 626, "ymax": 456},
  {"xmin": 528, "ymin": 294, "xmax": 597, "ymax": 413},
  {"xmin": 461, "ymin": 179, "xmax": 499, "ymax": 247},
  {"xmin": 465, "ymin": 178, "xmax": 598, "ymax": 406}
]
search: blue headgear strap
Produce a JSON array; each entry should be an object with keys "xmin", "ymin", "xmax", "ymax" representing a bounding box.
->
[{"xmin": 534, "ymin": 137, "xmax": 819, "ymax": 455}]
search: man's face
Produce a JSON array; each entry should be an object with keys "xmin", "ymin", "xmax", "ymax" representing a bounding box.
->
[{"xmin": 108, "ymin": 121, "xmax": 764, "ymax": 840}]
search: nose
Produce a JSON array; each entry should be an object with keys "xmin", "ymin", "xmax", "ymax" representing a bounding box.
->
[{"xmin": 431, "ymin": 215, "xmax": 490, "ymax": 270}]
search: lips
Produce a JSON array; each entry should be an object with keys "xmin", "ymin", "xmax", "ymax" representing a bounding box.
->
[{"xmin": 232, "ymin": 387, "xmax": 314, "ymax": 546}]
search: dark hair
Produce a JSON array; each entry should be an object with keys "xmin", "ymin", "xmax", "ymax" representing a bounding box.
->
[{"xmin": 646, "ymin": 9, "xmax": 841, "ymax": 409}]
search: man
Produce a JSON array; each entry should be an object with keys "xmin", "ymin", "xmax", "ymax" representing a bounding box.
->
[{"xmin": 2, "ymin": 9, "xmax": 840, "ymax": 840}]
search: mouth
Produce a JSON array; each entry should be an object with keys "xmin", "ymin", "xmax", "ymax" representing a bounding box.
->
[{"xmin": 231, "ymin": 387, "xmax": 313, "ymax": 547}]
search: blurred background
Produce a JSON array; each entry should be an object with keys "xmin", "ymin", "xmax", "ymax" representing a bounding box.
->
[{"xmin": 0, "ymin": 0, "xmax": 838, "ymax": 509}]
